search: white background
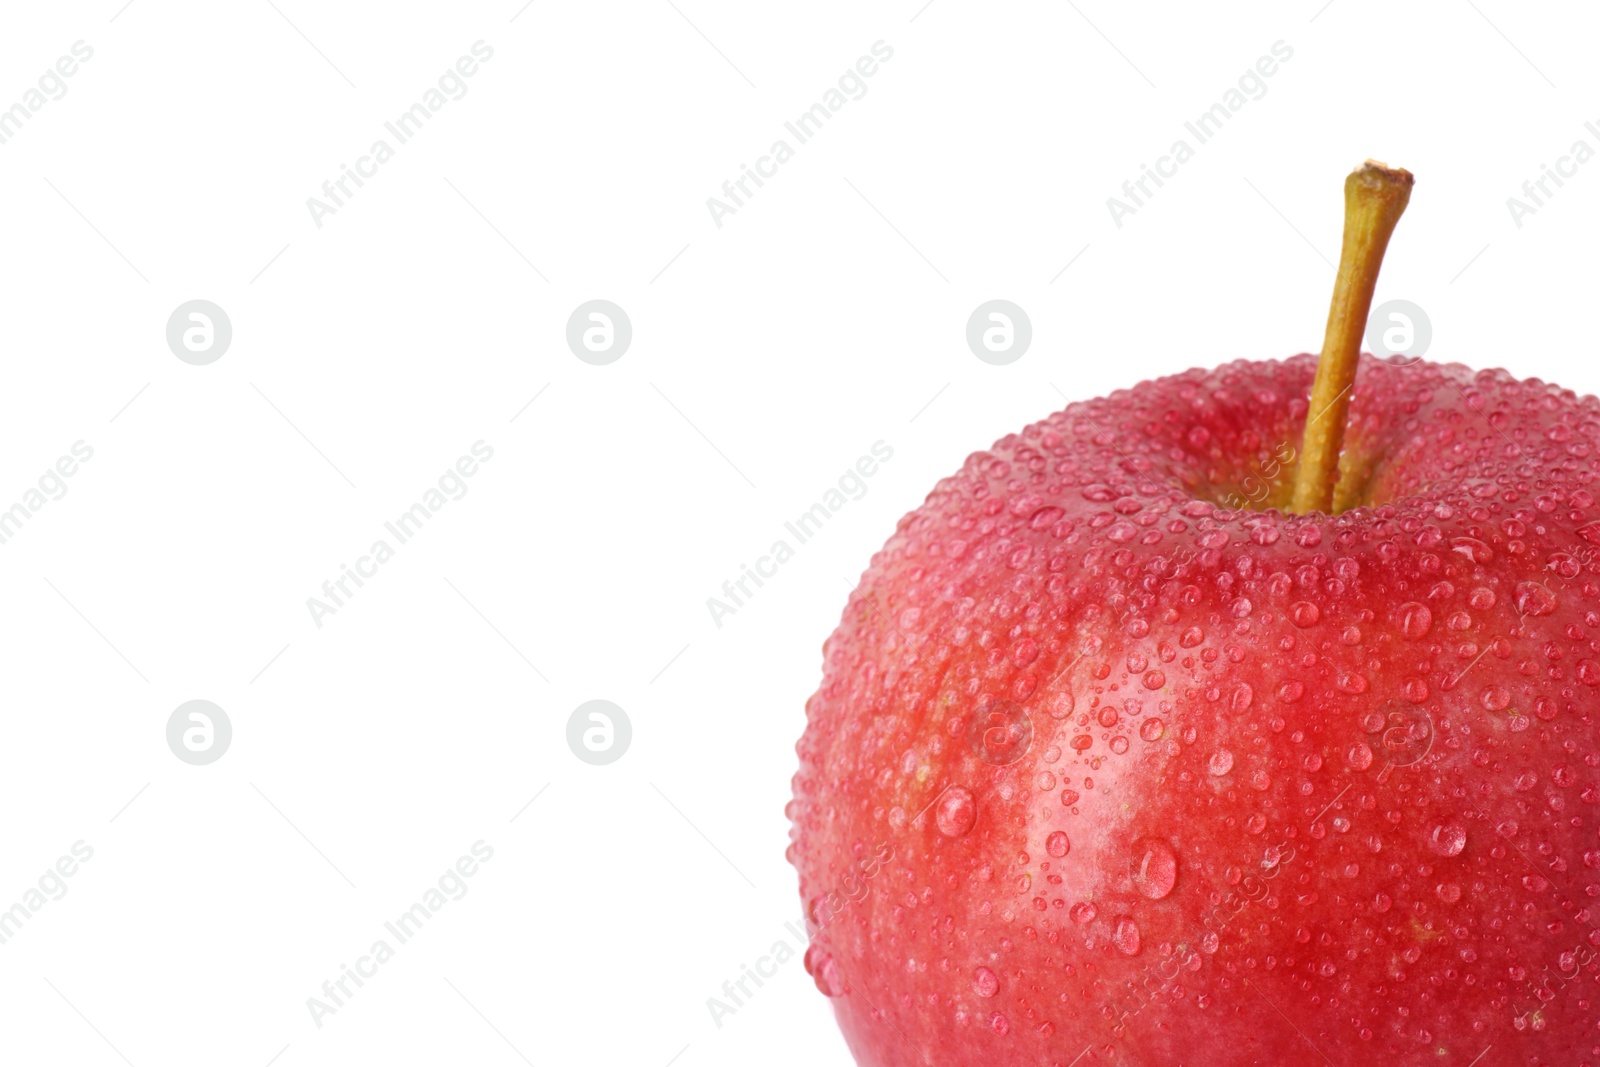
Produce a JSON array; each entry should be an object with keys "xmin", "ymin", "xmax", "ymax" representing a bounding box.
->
[{"xmin": 0, "ymin": 1, "xmax": 1596, "ymax": 1065}]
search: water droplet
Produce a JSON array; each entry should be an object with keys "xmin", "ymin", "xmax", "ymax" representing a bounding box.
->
[
  {"xmin": 1109, "ymin": 735, "xmax": 1129, "ymax": 754},
  {"xmin": 1070, "ymin": 901, "xmax": 1097, "ymax": 923},
  {"xmin": 1209, "ymin": 749, "xmax": 1235, "ymax": 775},
  {"xmin": 805, "ymin": 947, "xmax": 848, "ymax": 997},
  {"xmin": 1130, "ymin": 838, "xmax": 1178, "ymax": 900},
  {"xmin": 1397, "ymin": 602, "xmax": 1432, "ymax": 639},
  {"xmin": 1437, "ymin": 882, "xmax": 1462, "ymax": 903},
  {"xmin": 1290, "ymin": 601, "xmax": 1321, "ymax": 628},
  {"xmin": 1028, "ymin": 505, "xmax": 1065, "ymax": 530},
  {"xmin": 1046, "ymin": 831, "xmax": 1071, "ymax": 858},
  {"xmin": 937, "ymin": 787, "xmax": 978, "ymax": 837},
  {"xmin": 1516, "ymin": 581, "xmax": 1558, "ymax": 617},
  {"xmin": 989, "ymin": 1012, "xmax": 1010, "ymax": 1035},
  {"xmin": 1336, "ymin": 673, "xmax": 1370, "ymax": 694},
  {"xmin": 1045, "ymin": 690, "xmax": 1075, "ymax": 719},
  {"xmin": 1113, "ymin": 918, "xmax": 1142, "ymax": 955},
  {"xmin": 1250, "ymin": 523, "xmax": 1280, "ymax": 546},
  {"xmin": 1347, "ymin": 742, "xmax": 1374, "ymax": 770},
  {"xmin": 973, "ymin": 966, "xmax": 999, "ymax": 997},
  {"xmin": 1428, "ymin": 823, "xmax": 1467, "ymax": 857},
  {"xmin": 1450, "ymin": 536, "xmax": 1494, "ymax": 564},
  {"xmin": 1140, "ymin": 718, "xmax": 1164, "ymax": 741},
  {"xmin": 1481, "ymin": 686, "xmax": 1512, "ymax": 711}
]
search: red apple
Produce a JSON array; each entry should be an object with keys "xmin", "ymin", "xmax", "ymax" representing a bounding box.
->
[{"xmin": 789, "ymin": 164, "xmax": 1600, "ymax": 1065}]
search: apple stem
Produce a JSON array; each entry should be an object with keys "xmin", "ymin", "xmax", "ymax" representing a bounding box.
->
[{"xmin": 1289, "ymin": 160, "xmax": 1414, "ymax": 515}]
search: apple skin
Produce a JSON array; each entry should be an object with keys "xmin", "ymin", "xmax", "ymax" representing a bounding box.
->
[{"xmin": 788, "ymin": 354, "xmax": 1600, "ymax": 1067}]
